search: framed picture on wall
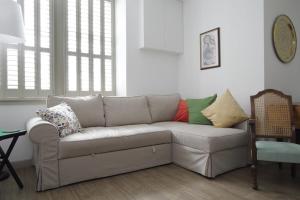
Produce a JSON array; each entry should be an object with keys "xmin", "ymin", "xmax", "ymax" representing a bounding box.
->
[{"xmin": 200, "ymin": 28, "xmax": 221, "ymax": 70}]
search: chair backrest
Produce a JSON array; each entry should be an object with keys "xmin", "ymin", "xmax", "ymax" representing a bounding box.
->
[{"xmin": 250, "ymin": 89, "xmax": 294, "ymax": 139}]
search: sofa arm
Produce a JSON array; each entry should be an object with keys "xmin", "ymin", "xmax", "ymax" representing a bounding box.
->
[
  {"xmin": 233, "ymin": 120, "xmax": 249, "ymax": 132},
  {"xmin": 27, "ymin": 117, "xmax": 60, "ymax": 191},
  {"xmin": 27, "ymin": 117, "xmax": 59, "ymax": 144}
]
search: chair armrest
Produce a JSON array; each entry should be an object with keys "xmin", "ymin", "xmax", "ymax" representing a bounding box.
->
[
  {"xmin": 248, "ymin": 119, "xmax": 256, "ymax": 136},
  {"xmin": 249, "ymin": 118, "xmax": 255, "ymax": 125},
  {"xmin": 27, "ymin": 117, "xmax": 59, "ymax": 144}
]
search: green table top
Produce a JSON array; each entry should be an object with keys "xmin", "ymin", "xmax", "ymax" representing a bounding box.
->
[
  {"xmin": 0, "ymin": 129, "xmax": 25, "ymax": 140},
  {"xmin": 1, "ymin": 129, "xmax": 17, "ymax": 135}
]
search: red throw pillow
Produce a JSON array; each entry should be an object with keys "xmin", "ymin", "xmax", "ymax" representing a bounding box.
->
[{"xmin": 174, "ymin": 100, "xmax": 188, "ymax": 122}]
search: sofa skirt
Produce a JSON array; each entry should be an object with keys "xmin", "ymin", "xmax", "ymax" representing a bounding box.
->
[
  {"xmin": 172, "ymin": 143, "xmax": 248, "ymax": 178},
  {"xmin": 58, "ymin": 143, "xmax": 172, "ymax": 187}
]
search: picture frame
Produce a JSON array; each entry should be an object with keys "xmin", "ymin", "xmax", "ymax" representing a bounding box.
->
[{"xmin": 200, "ymin": 28, "xmax": 221, "ymax": 70}]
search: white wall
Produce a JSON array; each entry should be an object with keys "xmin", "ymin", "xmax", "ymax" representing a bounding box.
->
[
  {"xmin": 125, "ymin": 0, "xmax": 179, "ymax": 96},
  {"xmin": 264, "ymin": 0, "xmax": 300, "ymax": 102},
  {"xmin": 0, "ymin": 103, "xmax": 44, "ymax": 162},
  {"xmin": 178, "ymin": 0, "xmax": 265, "ymax": 114}
]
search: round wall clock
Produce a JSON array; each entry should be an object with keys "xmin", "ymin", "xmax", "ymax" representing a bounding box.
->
[{"xmin": 273, "ymin": 15, "xmax": 297, "ymax": 63}]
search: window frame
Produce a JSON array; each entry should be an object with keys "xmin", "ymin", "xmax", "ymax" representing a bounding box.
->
[
  {"xmin": 64, "ymin": 0, "xmax": 116, "ymax": 97},
  {"xmin": 0, "ymin": 0, "xmax": 55, "ymax": 101},
  {"xmin": 0, "ymin": 0, "xmax": 116, "ymax": 102}
]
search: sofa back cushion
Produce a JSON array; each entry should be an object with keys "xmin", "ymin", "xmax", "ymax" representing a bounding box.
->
[
  {"xmin": 103, "ymin": 96, "xmax": 152, "ymax": 126},
  {"xmin": 187, "ymin": 94, "xmax": 217, "ymax": 125},
  {"xmin": 47, "ymin": 95, "xmax": 105, "ymax": 128},
  {"xmin": 147, "ymin": 94, "xmax": 180, "ymax": 122}
]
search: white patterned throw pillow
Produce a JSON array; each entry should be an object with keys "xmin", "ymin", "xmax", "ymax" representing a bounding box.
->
[{"xmin": 37, "ymin": 102, "xmax": 81, "ymax": 137}]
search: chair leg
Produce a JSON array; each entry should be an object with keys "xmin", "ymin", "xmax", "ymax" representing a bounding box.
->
[
  {"xmin": 251, "ymin": 164, "xmax": 258, "ymax": 190},
  {"xmin": 277, "ymin": 138, "xmax": 283, "ymax": 170},
  {"xmin": 291, "ymin": 164, "xmax": 296, "ymax": 178}
]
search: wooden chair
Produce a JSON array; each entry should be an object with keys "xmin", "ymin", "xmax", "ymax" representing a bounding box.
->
[{"xmin": 250, "ymin": 89, "xmax": 300, "ymax": 190}]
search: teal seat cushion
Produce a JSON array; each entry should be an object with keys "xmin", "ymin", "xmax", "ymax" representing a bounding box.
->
[{"xmin": 256, "ymin": 141, "xmax": 300, "ymax": 163}]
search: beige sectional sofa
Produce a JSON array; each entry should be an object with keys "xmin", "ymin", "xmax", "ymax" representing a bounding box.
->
[{"xmin": 27, "ymin": 94, "xmax": 249, "ymax": 191}]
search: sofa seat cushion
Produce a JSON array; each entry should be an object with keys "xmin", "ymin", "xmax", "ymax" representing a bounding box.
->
[
  {"xmin": 59, "ymin": 124, "xmax": 172, "ymax": 159},
  {"xmin": 153, "ymin": 122, "xmax": 248, "ymax": 153}
]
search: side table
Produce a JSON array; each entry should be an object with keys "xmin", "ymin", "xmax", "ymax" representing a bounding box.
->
[{"xmin": 0, "ymin": 130, "xmax": 26, "ymax": 189}]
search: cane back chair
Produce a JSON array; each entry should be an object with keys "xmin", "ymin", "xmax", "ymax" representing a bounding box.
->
[{"xmin": 250, "ymin": 89, "xmax": 300, "ymax": 190}]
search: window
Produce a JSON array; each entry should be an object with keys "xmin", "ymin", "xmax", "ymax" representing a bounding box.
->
[
  {"xmin": 0, "ymin": 0, "xmax": 53, "ymax": 100},
  {"xmin": 66, "ymin": 0, "xmax": 115, "ymax": 96},
  {"xmin": 0, "ymin": 0, "xmax": 115, "ymax": 100}
]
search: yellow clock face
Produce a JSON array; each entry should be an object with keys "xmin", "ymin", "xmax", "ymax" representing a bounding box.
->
[{"xmin": 273, "ymin": 15, "xmax": 297, "ymax": 63}]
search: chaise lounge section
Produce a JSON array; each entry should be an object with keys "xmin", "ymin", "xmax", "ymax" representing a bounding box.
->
[
  {"xmin": 154, "ymin": 122, "xmax": 249, "ymax": 177},
  {"xmin": 27, "ymin": 94, "xmax": 249, "ymax": 191}
]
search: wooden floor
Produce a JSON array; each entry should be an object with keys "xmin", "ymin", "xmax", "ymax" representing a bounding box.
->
[{"xmin": 0, "ymin": 164, "xmax": 300, "ymax": 200}]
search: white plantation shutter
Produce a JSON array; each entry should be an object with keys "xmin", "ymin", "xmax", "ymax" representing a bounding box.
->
[
  {"xmin": 67, "ymin": 0, "xmax": 77, "ymax": 52},
  {"xmin": 66, "ymin": 0, "xmax": 115, "ymax": 96},
  {"xmin": 40, "ymin": 52, "xmax": 51, "ymax": 90},
  {"xmin": 93, "ymin": 0, "xmax": 101, "ymax": 55},
  {"xmin": 39, "ymin": 0, "xmax": 52, "ymax": 94},
  {"xmin": 40, "ymin": 0, "xmax": 51, "ymax": 49},
  {"xmin": 24, "ymin": 50, "xmax": 35, "ymax": 90},
  {"xmin": 104, "ymin": 0, "xmax": 112, "ymax": 56},
  {"xmin": 80, "ymin": 0, "xmax": 89, "ymax": 54},
  {"xmin": 0, "ymin": 0, "xmax": 54, "ymax": 100},
  {"xmin": 93, "ymin": 58, "xmax": 101, "ymax": 92},
  {"xmin": 67, "ymin": 56, "xmax": 77, "ymax": 91},
  {"xmin": 104, "ymin": 0, "xmax": 113, "ymax": 92},
  {"xmin": 6, "ymin": 49, "xmax": 19, "ymax": 90},
  {"xmin": 81, "ymin": 57, "xmax": 89, "ymax": 91},
  {"xmin": 24, "ymin": 0, "xmax": 35, "ymax": 47},
  {"xmin": 105, "ymin": 59, "xmax": 112, "ymax": 91}
]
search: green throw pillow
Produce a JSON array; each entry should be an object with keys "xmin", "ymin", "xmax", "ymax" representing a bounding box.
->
[{"xmin": 187, "ymin": 94, "xmax": 217, "ymax": 125}]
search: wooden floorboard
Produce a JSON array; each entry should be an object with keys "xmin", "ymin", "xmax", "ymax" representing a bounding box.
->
[{"xmin": 0, "ymin": 164, "xmax": 300, "ymax": 200}]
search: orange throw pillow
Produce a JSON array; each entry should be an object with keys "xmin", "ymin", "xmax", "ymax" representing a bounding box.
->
[{"xmin": 174, "ymin": 100, "xmax": 188, "ymax": 122}]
